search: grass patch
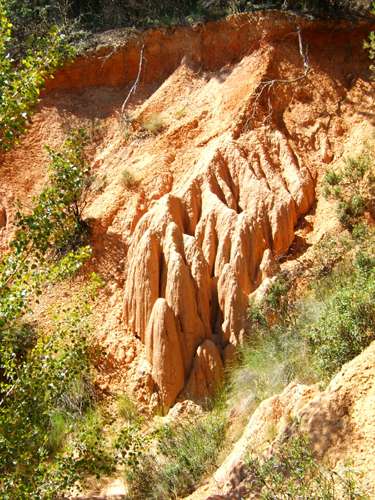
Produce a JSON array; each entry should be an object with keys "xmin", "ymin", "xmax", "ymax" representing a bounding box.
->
[
  {"xmin": 225, "ymin": 225, "xmax": 375, "ymax": 419},
  {"xmin": 119, "ymin": 412, "xmax": 226, "ymax": 499},
  {"xmin": 306, "ymin": 251, "xmax": 375, "ymax": 379},
  {"xmin": 225, "ymin": 308, "xmax": 317, "ymax": 420},
  {"xmin": 48, "ymin": 411, "xmax": 69, "ymax": 454},
  {"xmin": 117, "ymin": 393, "xmax": 142, "ymax": 424}
]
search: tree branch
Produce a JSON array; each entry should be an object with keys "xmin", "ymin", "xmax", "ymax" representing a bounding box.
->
[{"xmin": 120, "ymin": 44, "xmax": 145, "ymax": 117}]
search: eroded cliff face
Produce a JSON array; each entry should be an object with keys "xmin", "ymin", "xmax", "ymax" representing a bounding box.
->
[
  {"xmin": 122, "ymin": 128, "xmax": 315, "ymax": 411},
  {"xmin": 0, "ymin": 12, "xmax": 373, "ymax": 412}
]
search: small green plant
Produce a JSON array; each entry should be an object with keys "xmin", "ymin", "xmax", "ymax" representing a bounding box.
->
[
  {"xmin": 265, "ymin": 273, "xmax": 290, "ymax": 312},
  {"xmin": 244, "ymin": 433, "xmax": 366, "ymax": 499},
  {"xmin": 121, "ymin": 169, "xmax": 138, "ymax": 189},
  {"xmin": 117, "ymin": 393, "xmax": 142, "ymax": 424},
  {"xmin": 175, "ymin": 106, "xmax": 187, "ymax": 119},
  {"xmin": 141, "ymin": 113, "xmax": 165, "ymax": 135},
  {"xmin": 324, "ymin": 169, "xmax": 341, "ymax": 187},
  {"xmin": 352, "ymin": 222, "xmax": 368, "ymax": 241}
]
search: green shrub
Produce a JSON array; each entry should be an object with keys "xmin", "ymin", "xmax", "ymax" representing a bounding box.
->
[
  {"xmin": 323, "ymin": 150, "xmax": 374, "ymax": 230},
  {"xmin": 244, "ymin": 433, "xmax": 366, "ymax": 499},
  {"xmin": 264, "ymin": 273, "xmax": 290, "ymax": 312},
  {"xmin": 324, "ymin": 170, "xmax": 341, "ymax": 187},
  {"xmin": 14, "ymin": 129, "xmax": 91, "ymax": 257}
]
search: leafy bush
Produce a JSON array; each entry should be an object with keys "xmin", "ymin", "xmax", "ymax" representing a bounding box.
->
[
  {"xmin": 14, "ymin": 129, "xmax": 90, "ymax": 257},
  {"xmin": 306, "ymin": 254, "xmax": 375, "ymax": 378},
  {"xmin": 244, "ymin": 433, "xmax": 366, "ymax": 499},
  {"xmin": 0, "ymin": 1, "xmax": 76, "ymax": 151},
  {"xmin": 0, "ymin": 276, "xmax": 111, "ymax": 498}
]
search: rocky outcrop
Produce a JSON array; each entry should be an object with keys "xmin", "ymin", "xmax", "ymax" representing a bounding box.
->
[
  {"xmin": 123, "ymin": 130, "xmax": 315, "ymax": 410},
  {"xmin": 145, "ymin": 298, "xmax": 185, "ymax": 412},
  {"xmin": 183, "ymin": 340, "xmax": 224, "ymax": 403}
]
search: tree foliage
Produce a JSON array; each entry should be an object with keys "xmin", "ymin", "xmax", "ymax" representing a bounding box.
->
[
  {"xmin": 0, "ymin": 0, "xmax": 75, "ymax": 151},
  {"xmin": 323, "ymin": 149, "xmax": 375, "ymax": 230},
  {"xmin": 14, "ymin": 129, "xmax": 91, "ymax": 256},
  {"xmin": 0, "ymin": 129, "xmax": 91, "ymax": 378},
  {"xmin": 0, "ymin": 275, "xmax": 114, "ymax": 498}
]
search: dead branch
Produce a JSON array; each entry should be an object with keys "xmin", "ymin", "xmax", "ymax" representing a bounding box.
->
[
  {"xmin": 245, "ymin": 27, "xmax": 310, "ymax": 129},
  {"xmin": 120, "ymin": 44, "xmax": 145, "ymax": 117}
]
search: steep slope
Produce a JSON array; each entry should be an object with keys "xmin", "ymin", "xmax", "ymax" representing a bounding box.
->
[
  {"xmin": 189, "ymin": 340, "xmax": 375, "ymax": 498},
  {"xmin": 0, "ymin": 12, "xmax": 373, "ymax": 413}
]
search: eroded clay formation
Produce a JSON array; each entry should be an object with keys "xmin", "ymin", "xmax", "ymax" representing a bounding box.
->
[{"xmin": 123, "ymin": 129, "xmax": 315, "ymax": 412}]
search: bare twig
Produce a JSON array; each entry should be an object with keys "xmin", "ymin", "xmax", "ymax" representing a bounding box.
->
[
  {"xmin": 0, "ymin": 382, "xmax": 17, "ymax": 407},
  {"xmin": 120, "ymin": 44, "xmax": 145, "ymax": 117}
]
